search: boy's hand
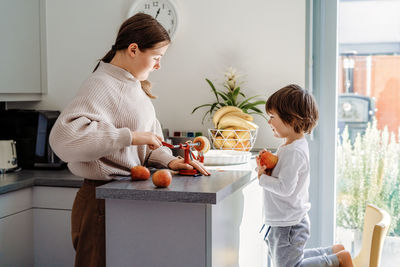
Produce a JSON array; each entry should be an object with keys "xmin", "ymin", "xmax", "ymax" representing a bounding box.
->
[
  {"xmin": 259, "ymin": 149, "xmax": 267, "ymax": 156},
  {"xmin": 256, "ymin": 156, "xmax": 268, "ymax": 179},
  {"xmin": 256, "ymin": 149, "xmax": 275, "ymax": 178}
]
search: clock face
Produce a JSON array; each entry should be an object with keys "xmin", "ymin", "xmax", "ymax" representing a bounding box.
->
[{"xmin": 128, "ymin": 0, "xmax": 178, "ymax": 39}]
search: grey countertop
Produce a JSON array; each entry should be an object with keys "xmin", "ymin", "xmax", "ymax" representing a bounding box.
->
[
  {"xmin": 1, "ymin": 162, "xmax": 257, "ymax": 205},
  {"xmin": 97, "ymin": 167, "xmax": 256, "ymax": 205},
  {"xmin": 0, "ymin": 169, "xmax": 83, "ymax": 195}
]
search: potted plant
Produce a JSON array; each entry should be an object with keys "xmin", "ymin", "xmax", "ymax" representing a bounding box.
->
[{"xmin": 192, "ymin": 67, "xmax": 266, "ymax": 151}]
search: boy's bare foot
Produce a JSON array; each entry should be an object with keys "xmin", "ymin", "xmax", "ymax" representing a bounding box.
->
[
  {"xmin": 332, "ymin": 244, "xmax": 345, "ymax": 253},
  {"xmin": 336, "ymin": 250, "xmax": 354, "ymax": 267}
]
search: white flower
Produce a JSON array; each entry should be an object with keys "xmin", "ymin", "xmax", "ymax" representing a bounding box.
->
[
  {"xmin": 224, "ymin": 67, "xmax": 238, "ymax": 90},
  {"xmin": 224, "ymin": 67, "xmax": 237, "ymax": 80},
  {"xmin": 227, "ymin": 80, "xmax": 236, "ymax": 90}
]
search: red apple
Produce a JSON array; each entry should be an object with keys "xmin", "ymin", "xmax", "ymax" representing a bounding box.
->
[
  {"xmin": 152, "ymin": 170, "xmax": 172, "ymax": 188},
  {"xmin": 130, "ymin": 166, "xmax": 150, "ymax": 181},
  {"xmin": 260, "ymin": 150, "xmax": 278, "ymax": 169}
]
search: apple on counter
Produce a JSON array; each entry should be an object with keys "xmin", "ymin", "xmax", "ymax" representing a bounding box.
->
[
  {"xmin": 131, "ymin": 166, "xmax": 172, "ymax": 188},
  {"xmin": 130, "ymin": 166, "xmax": 151, "ymax": 181},
  {"xmin": 152, "ymin": 170, "xmax": 172, "ymax": 188}
]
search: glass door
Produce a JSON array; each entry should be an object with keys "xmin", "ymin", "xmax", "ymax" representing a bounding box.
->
[{"xmin": 335, "ymin": 1, "xmax": 400, "ymax": 266}]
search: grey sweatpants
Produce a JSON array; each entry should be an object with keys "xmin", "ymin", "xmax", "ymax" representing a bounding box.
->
[{"xmin": 263, "ymin": 215, "xmax": 340, "ymax": 267}]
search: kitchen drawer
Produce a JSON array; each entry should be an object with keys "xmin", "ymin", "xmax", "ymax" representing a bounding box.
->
[
  {"xmin": 33, "ymin": 186, "xmax": 78, "ymax": 210},
  {"xmin": 0, "ymin": 187, "xmax": 32, "ymax": 218}
]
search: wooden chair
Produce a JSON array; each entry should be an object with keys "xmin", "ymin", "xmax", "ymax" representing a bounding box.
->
[{"xmin": 352, "ymin": 204, "xmax": 391, "ymax": 267}]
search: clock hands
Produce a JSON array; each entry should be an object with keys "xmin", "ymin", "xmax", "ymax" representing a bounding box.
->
[{"xmin": 155, "ymin": 8, "xmax": 161, "ymax": 19}]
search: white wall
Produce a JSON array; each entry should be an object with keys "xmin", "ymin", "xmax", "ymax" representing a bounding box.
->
[{"xmin": 11, "ymin": 0, "xmax": 306, "ymax": 149}]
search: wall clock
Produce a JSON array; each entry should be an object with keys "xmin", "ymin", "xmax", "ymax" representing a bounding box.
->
[{"xmin": 128, "ymin": 0, "xmax": 179, "ymax": 40}]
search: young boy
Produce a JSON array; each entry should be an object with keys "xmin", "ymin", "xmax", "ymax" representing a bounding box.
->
[{"xmin": 256, "ymin": 84, "xmax": 353, "ymax": 267}]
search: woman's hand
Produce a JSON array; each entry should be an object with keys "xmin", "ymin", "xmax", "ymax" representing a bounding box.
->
[
  {"xmin": 131, "ymin": 131, "xmax": 163, "ymax": 150},
  {"xmin": 168, "ymin": 157, "xmax": 211, "ymax": 176}
]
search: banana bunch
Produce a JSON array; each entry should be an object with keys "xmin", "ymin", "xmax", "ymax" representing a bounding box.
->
[{"xmin": 211, "ymin": 106, "xmax": 259, "ymax": 151}]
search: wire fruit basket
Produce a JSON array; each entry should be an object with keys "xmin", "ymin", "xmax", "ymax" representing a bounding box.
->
[{"xmin": 207, "ymin": 128, "xmax": 258, "ymax": 151}]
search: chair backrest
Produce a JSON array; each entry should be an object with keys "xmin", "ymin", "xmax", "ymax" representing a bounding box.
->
[{"xmin": 353, "ymin": 204, "xmax": 391, "ymax": 267}]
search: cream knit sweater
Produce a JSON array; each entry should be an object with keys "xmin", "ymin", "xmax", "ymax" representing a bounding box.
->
[{"xmin": 49, "ymin": 62, "xmax": 176, "ymax": 180}]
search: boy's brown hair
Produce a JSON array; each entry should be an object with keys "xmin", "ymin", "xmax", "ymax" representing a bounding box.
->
[{"xmin": 265, "ymin": 84, "xmax": 319, "ymax": 134}]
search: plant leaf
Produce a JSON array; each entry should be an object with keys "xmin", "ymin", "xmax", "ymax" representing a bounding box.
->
[
  {"xmin": 201, "ymin": 110, "xmax": 211, "ymax": 124},
  {"xmin": 218, "ymin": 90, "xmax": 237, "ymax": 106},
  {"xmin": 216, "ymin": 91, "xmax": 229, "ymax": 101},
  {"xmin": 241, "ymin": 100, "xmax": 266, "ymax": 110},
  {"xmin": 238, "ymin": 95, "xmax": 264, "ymax": 108},
  {"xmin": 232, "ymin": 87, "xmax": 241, "ymax": 106},
  {"xmin": 206, "ymin": 79, "xmax": 220, "ymax": 103},
  {"xmin": 247, "ymin": 105, "xmax": 264, "ymax": 113},
  {"xmin": 224, "ymin": 98, "xmax": 234, "ymax": 106},
  {"xmin": 196, "ymin": 103, "xmax": 222, "ymax": 124},
  {"xmin": 209, "ymin": 102, "xmax": 220, "ymax": 118},
  {"xmin": 191, "ymin": 103, "xmax": 213, "ymax": 114}
]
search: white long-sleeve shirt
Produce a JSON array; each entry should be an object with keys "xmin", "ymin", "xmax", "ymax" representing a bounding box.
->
[
  {"xmin": 259, "ymin": 138, "xmax": 311, "ymax": 226},
  {"xmin": 49, "ymin": 62, "xmax": 176, "ymax": 180}
]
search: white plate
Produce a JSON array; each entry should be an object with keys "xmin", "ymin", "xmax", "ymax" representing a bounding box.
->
[{"xmin": 202, "ymin": 149, "xmax": 252, "ymax": 166}]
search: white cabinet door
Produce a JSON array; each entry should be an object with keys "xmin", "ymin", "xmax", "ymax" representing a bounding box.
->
[
  {"xmin": 33, "ymin": 209, "xmax": 75, "ymax": 267},
  {"xmin": 0, "ymin": 209, "xmax": 33, "ymax": 266},
  {"xmin": 0, "ymin": 0, "xmax": 45, "ymax": 100},
  {"xmin": 0, "ymin": 186, "xmax": 78, "ymax": 266},
  {"xmin": 0, "ymin": 188, "xmax": 33, "ymax": 266},
  {"xmin": 32, "ymin": 186, "xmax": 77, "ymax": 267}
]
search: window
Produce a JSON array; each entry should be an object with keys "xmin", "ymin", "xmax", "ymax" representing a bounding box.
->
[{"xmin": 336, "ymin": 1, "xmax": 400, "ymax": 266}]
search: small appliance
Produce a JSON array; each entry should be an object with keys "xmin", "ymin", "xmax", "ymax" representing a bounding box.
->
[
  {"xmin": 0, "ymin": 109, "xmax": 66, "ymax": 169},
  {"xmin": 161, "ymin": 136, "xmax": 209, "ymax": 176},
  {"xmin": 0, "ymin": 140, "xmax": 18, "ymax": 173}
]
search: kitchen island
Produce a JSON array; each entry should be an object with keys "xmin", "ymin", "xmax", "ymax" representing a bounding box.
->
[{"xmin": 97, "ymin": 162, "xmax": 266, "ymax": 267}]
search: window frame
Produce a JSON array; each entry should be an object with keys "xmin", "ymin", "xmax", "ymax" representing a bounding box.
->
[{"xmin": 306, "ymin": 0, "xmax": 339, "ymax": 248}]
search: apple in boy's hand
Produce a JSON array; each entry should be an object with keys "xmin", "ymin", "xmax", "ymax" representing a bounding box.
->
[
  {"xmin": 152, "ymin": 170, "xmax": 172, "ymax": 188},
  {"xmin": 130, "ymin": 166, "xmax": 151, "ymax": 181},
  {"xmin": 260, "ymin": 150, "xmax": 278, "ymax": 169}
]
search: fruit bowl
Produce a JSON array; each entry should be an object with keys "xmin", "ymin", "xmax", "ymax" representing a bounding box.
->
[{"xmin": 208, "ymin": 128, "xmax": 258, "ymax": 151}]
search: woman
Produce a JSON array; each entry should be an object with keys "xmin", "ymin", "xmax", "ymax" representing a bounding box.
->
[{"xmin": 50, "ymin": 13, "xmax": 210, "ymax": 267}]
